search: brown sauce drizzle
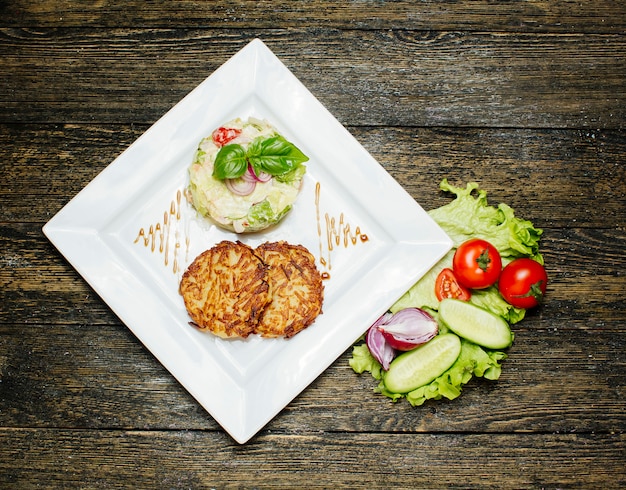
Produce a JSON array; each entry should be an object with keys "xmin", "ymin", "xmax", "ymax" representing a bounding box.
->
[
  {"xmin": 315, "ymin": 182, "xmax": 368, "ymax": 279},
  {"xmin": 134, "ymin": 189, "xmax": 189, "ymax": 274}
]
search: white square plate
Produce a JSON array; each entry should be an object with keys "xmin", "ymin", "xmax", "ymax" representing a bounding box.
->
[{"xmin": 43, "ymin": 39, "xmax": 452, "ymax": 443}]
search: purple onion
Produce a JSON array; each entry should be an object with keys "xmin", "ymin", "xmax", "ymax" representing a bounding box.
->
[
  {"xmin": 378, "ymin": 308, "xmax": 438, "ymax": 351},
  {"xmin": 243, "ymin": 164, "xmax": 272, "ymax": 183},
  {"xmin": 225, "ymin": 177, "xmax": 256, "ymax": 196},
  {"xmin": 365, "ymin": 323, "xmax": 395, "ymax": 370}
]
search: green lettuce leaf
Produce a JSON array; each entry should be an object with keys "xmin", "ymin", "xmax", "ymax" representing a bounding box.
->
[
  {"xmin": 348, "ymin": 344, "xmax": 384, "ymax": 380},
  {"xmin": 246, "ymin": 199, "xmax": 292, "ymax": 231},
  {"xmin": 274, "ymin": 161, "xmax": 307, "ymax": 184},
  {"xmin": 467, "ymin": 286, "xmax": 526, "ymax": 324},
  {"xmin": 429, "ymin": 179, "xmax": 543, "ymax": 263}
]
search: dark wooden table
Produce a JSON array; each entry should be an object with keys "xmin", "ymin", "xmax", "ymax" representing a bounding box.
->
[{"xmin": 1, "ymin": 2, "xmax": 625, "ymax": 488}]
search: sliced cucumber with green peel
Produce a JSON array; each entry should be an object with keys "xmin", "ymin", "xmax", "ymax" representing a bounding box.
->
[
  {"xmin": 439, "ymin": 298, "xmax": 513, "ymax": 349},
  {"xmin": 383, "ymin": 333, "xmax": 461, "ymax": 394}
]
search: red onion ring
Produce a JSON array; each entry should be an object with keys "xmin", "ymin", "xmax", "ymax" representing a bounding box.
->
[
  {"xmin": 243, "ymin": 164, "xmax": 272, "ymax": 183},
  {"xmin": 225, "ymin": 177, "xmax": 256, "ymax": 196}
]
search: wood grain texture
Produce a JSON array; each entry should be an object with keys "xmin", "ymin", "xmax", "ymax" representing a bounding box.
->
[
  {"xmin": 0, "ymin": 429, "xmax": 624, "ymax": 488},
  {"xmin": 1, "ymin": 29, "xmax": 624, "ymax": 128},
  {"xmin": 1, "ymin": 0, "xmax": 625, "ymax": 487},
  {"xmin": 1, "ymin": 125, "xmax": 624, "ymax": 227},
  {"xmin": 3, "ymin": 224, "xmax": 625, "ymax": 323},
  {"xmin": 1, "ymin": 320, "xmax": 624, "ymax": 433},
  {"xmin": 2, "ymin": 0, "xmax": 626, "ymax": 33}
]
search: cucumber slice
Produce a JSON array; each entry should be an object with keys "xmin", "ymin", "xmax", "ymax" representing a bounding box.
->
[
  {"xmin": 439, "ymin": 298, "xmax": 513, "ymax": 349},
  {"xmin": 383, "ymin": 334, "xmax": 461, "ymax": 393}
]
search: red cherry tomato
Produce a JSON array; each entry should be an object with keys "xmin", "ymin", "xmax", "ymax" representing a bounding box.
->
[
  {"xmin": 452, "ymin": 238, "xmax": 502, "ymax": 289},
  {"xmin": 435, "ymin": 268, "xmax": 471, "ymax": 301},
  {"xmin": 212, "ymin": 127, "xmax": 242, "ymax": 147},
  {"xmin": 498, "ymin": 258, "xmax": 548, "ymax": 309}
]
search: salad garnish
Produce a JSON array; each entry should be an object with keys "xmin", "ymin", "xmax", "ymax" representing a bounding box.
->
[
  {"xmin": 213, "ymin": 134, "xmax": 309, "ymax": 180},
  {"xmin": 350, "ymin": 179, "xmax": 547, "ymax": 406}
]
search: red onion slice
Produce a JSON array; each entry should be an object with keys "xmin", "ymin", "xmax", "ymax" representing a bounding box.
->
[
  {"xmin": 372, "ymin": 311, "xmax": 393, "ymax": 328},
  {"xmin": 241, "ymin": 165, "xmax": 257, "ymax": 183},
  {"xmin": 366, "ymin": 324, "xmax": 395, "ymax": 371},
  {"xmin": 225, "ymin": 177, "xmax": 256, "ymax": 196},
  {"xmin": 243, "ymin": 164, "xmax": 272, "ymax": 183},
  {"xmin": 255, "ymin": 171, "xmax": 272, "ymax": 183},
  {"xmin": 378, "ymin": 307, "xmax": 438, "ymax": 351}
]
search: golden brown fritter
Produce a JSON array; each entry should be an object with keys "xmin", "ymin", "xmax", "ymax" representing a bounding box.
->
[
  {"xmin": 180, "ymin": 240, "xmax": 324, "ymax": 339},
  {"xmin": 254, "ymin": 241, "xmax": 324, "ymax": 338},
  {"xmin": 179, "ymin": 240, "xmax": 270, "ymax": 338}
]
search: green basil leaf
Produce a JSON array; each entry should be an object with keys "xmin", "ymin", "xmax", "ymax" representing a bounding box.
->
[
  {"xmin": 213, "ymin": 144, "xmax": 248, "ymax": 180},
  {"xmin": 248, "ymin": 135, "xmax": 309, "ymax": 176}
]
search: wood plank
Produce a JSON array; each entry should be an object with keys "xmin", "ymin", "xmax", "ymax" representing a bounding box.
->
[
  {"xmin": 1, "ymin": 29, "xmax": 624, "ymax": 128},
  {"xmin": 3, "ymin": 200, "xmax": 625, "ymax": 324},
  {"xmin": 1, "ymin": 125, "xmax": 624, "ymax": 228},
  {"xmin": 2, "ymin": 220, "xmax": 625, "ymax": 324},
  {"xmin": 0, "ymin": 429, "xmax": 624, "ymax": 487},
  {"xmin": 2, "ymin": 1, "xmax": 625, "ymax": 33},
  {"xmin": 2, "ymin": 2, "xmax": 624, "ymax": 487},
  {"xmin": 4, "ymin": 229, "xmax": 621, "ymax": 313},
  {"xmin": 1, "ymin": 304, "xmax": 624, "ymax": 433}
]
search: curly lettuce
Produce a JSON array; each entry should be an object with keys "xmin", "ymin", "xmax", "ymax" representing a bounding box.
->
[
  {"xmin": 350, "ymin": 179, "xmax": 543, "ymax": 405},
  {"xmin": 429, "ymin": 179, "xmax": 543, "ymax": 263},
  {"xmin": 392, "ymin": 179, "xmax": 542, "ymax": 324}
]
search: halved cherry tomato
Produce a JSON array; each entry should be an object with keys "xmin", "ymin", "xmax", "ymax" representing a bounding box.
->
[
  {"xmin": 212, "ymin": 127, "xmax": 242, "ymax": 147},
  {"xmin": 435, "ymin": 268, "xmax": 471, "ymax": 301},
  {"xmin": 498, "ymin": 258, "xmax": 548, "ymax": 309},
  {"xmin": 453, "ymin": 238, "xmax": 502, "ymax": 289}
]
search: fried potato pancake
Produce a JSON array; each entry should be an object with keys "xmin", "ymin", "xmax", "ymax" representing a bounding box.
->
[
  {"xmin": 254, "ymin": 241, "xmax": 324, "ymax": 338},
  {"xmin": 179, "ymin": 240, "xmax": 270, "ymax": 338}
]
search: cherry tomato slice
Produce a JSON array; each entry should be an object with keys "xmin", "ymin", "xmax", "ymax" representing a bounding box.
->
[
  {"xmin": 498, "ymin": 258, "xmax": 548, "ymax": 309},
  {"xmin": 452, "ymin": 238, "xmax": 502, "ymax": 289},
  {"xmin": 435, "ymin": 268, "xmax": 471, "ymax": 301},
  {"xmin": 212, "ymin": 127, "xmax": 242, "ymax": 147}
]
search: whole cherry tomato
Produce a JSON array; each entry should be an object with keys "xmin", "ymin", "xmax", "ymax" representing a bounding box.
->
[
  {"xmin": 212, "ymin": 127, "xmax": 242, "ymax": 147},
  {"xmin": 452, "ymin": 238, "xmax": 502, "ymax": 289},
  {"xmin": 435, "ymin": 268, "xmax": 471, "ymax": 301},
  {"xmin": 498, "ymin": 258, "xmax": 548, "ymax": 309}
]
